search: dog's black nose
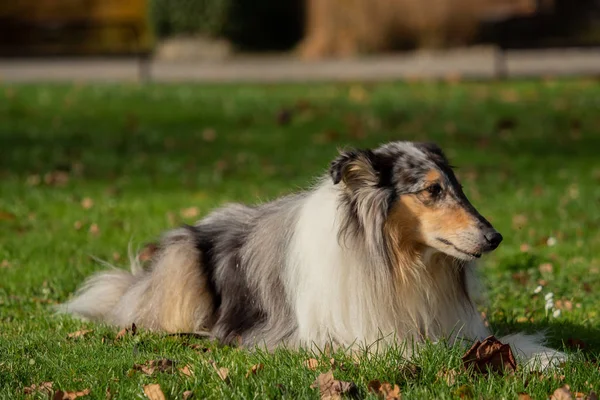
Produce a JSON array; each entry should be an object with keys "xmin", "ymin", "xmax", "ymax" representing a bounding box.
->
[{"xmin": 484, "ymin": 230, "xmax": 503, "ymax": 250}]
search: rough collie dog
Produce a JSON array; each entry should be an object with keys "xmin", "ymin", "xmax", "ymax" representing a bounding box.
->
[{"xmin": 60, "ymin": 141, "xmax": 565, "ymax": 369}]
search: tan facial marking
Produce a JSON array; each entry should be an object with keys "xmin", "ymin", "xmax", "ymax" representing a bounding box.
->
[{"xmin": 424, "ymin": 169, "xmax": 441, "ymax": 184}]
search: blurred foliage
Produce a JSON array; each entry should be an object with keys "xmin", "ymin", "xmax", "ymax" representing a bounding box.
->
[{"xmin": 149, "ymin": 0, "xmax": 304, "ymax": 50}]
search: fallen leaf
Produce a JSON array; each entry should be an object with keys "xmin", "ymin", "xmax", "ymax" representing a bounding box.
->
[
  {"xmin": 115, "ymin": 323, "xmax": 136, "ymax": 340},
  {"xmin": 74, "ymin": 221, "xmax": 83, "ymax": 230},
  {"xmin": 454, "ymin": 384, "xmax": 474, "ymax": 399},
  {"xmin": 587, "ymin": 392, "xmax": 599, "ymax": 400},
  {"xmin": 180, "ymin": 207, "xmax": 199, "ymax": 219},
  {"xmin": 23, "ymin": 382, "xmax": 53, "ymax": 395},
  {"xmin": 245, "ymin": 363, "xmax": 264, "ymax": 378},
  {"xmin": 26, "ymin": 174, "xmax": 42, "ymax": 186},
  {"xmin": 437, "ymin": 369, "xmax": 457, "ymax": 385},
  {"xmin": 539, "ymin": 263, "xmax": 553, "ymax": 274},
  {"xmin": 1, "ymin": 260, "xmax": 11, "ymax": 269},
  {"xmin": 67, "ymin": 329, "xmax": 93, "ymax": 339},
  {"xmin": 134, "ymin": 359, "xmax": 175, "ymax": 375},
  {"xmin": 555, "ymin": 300, "xmax": 573, "ymax": 311},
  {"xmin": 89, "ymin": 223, "xmax": 100, "ymax": 236},
  {"xmin": 210, "ymin": 361, "xmax": 229, "ymax": 382},
  {"xmin": 462, "ymin": 335, "xmax": 517, "ymax": 375},
  {"xmin": 551, "ymin": 385, "xmax": 572, "ymax": 400},
  {"xmin": 183, "ymin": 390, "xmax": 194, "ymax": 400},
  {"xmin": 81, "ymin": 198, "xmax": 94, "ymax": 209},
  {"xmin": 202, "ymin": 128, "xmax": 217, "ymax": 142},
  {"xmin": 54, "ymin": 388, "xmax": 91, "ymax": 399},
  {"xmin": 179, "ymin": 365, "xmax": 193, "ymax": 377},
  {"xmin": 0, "ymin": 210, "xmax": 16, "ymax": 221},
  {"xmin": 368, "ymin": 380, "xmax": 401, "ymax": 399},
  {"xmin": 311, "ymin": 370, "xmax": 357, "ymax": 400},
  {"xmin": 520, "ymin": 243, "xmax": 531, "ymax": 252},
  {"xmin": 143, "ymin": 384, "xmax": 166, "ymax": 400},
  {"xmin": 518, "ymin": 394, "xmax": 532, "ymax": 400},
  {"xmin": 304, "ymin": 358, "xmax": 319, "ymax": 370},
  {"xmin": 44, "ymin": 171, "xmax": 70, "ymax": 187}
]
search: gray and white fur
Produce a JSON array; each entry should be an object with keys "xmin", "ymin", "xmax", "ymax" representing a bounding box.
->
[{"xmin": 59, "ymin": 141, "xmax": 566, "ymax": 369}]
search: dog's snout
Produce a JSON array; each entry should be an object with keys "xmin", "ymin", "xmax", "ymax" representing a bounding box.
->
[{"xmin": 484, "ymin": 230, "xmax": 503, "ymax": 250}]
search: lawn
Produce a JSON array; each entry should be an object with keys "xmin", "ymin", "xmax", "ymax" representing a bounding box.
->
[{"xmin": 1, "ymin": 80, "xmax": 599, "ymax": 399}]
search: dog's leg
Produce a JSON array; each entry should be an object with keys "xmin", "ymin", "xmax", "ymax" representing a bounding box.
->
[{"xmin": 58, "ymin": 227, "xmax": 214, "ymax": 333}]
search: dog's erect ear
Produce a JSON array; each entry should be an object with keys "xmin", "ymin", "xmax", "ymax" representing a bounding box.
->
[{"xmin": 330, "ymin": 149, "xmax": 380, "ymax": 188}]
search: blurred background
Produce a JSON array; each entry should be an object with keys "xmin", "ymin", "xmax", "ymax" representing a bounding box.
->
[{"xmin": 1, "ymin": 0, "xmax": 600, "ymax": 81}]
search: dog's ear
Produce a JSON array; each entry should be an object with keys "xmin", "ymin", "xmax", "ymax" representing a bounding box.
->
[{"xmin": 330, "ymin": 149, "xmax": 380, "ymax": 189}]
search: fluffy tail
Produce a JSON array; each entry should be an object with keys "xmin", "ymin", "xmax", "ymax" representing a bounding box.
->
[
  {"xmin": 57, "ymin": 227, "xmax": 214, "ymax": 333},
  {"xmin": 500, "ymin": 332, "xmax": 568, "ymax": 370}
]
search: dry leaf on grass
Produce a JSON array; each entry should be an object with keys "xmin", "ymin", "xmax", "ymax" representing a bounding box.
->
[
  {"xmin": 115, "ymin": 323, "xmax": 137, "ymax": 340},
  {"xmin": 436, "ymin": 369, "xmax": 457, "ymax": 386},
  {"xmin": 23, "ymin": 382, "xmax": 53, "ymax": 395},
  {"xmin": 304, "ymin": 358, "xmax": 319, "ymax": 370},
  {"xmin": 67, "ymin": 329, "xmax": 93, "ymax": 339},
  {"xmin": 0, "ymin": 210, "xmax": 16, "ymax": 221},
  {"xmin": 551, "ymin": 385, "xmax": 573, "ymax": 400},
  {"xmin": 183, "ymin": 390, "xmax": 194, "ymax": 400},
  {"xmin": 81, "ymin": 198, "xmax": 94, "ymax": 209},
  {"xmin": 311, "ymin": 370, "xmax": 357, "ymax": 400},
  {"xmin": 368, "ymin": 380, "xmax": 401, "ymax": 399},
  {"xmin": 53, "ymin": 388, "xmax": 91, "ymax": 399},
  {"xmin": 518, "ymin": 394, "xmax": 532, "ymax": 400},
  {"xmin": 209, "ymin": 361, "xmax": 229, "ymax": 382},
  {"xmin": 134, "ymin": 359, "xmax": 176, "ymax": 376},
  {"xmin": 143, "ymin": 384, "xmax": 166, "ymax": 400},
  {"xmin": 462, "ymin": 335, "xmax": 516, "ymax": 375},
  {"xmin": 245, "ymin": 363, "xmax": 264, "ymax": 378},
  {"xmin": 179, "ymin": 365, "xmax": 194, "ymax": 377},
  {"xmin": 180, "ymin": 207, "xmax": 199, "ymax": 219}
]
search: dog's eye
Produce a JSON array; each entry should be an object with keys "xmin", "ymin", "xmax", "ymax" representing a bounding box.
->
[{"xmin": 427, "ymin": 183, "xmax": 443, "ymax": 197}]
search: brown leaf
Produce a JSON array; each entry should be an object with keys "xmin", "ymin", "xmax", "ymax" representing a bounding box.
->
[
  {"xmin": 24, "ymin": 382, "xmax": 53, "ymax": 395},
  {"xmin": 179, "ymin": 365, "xmax": 194, "ymax": 377},
  {"xmin": 304, "ymin": 358, "xmax": 319, "ymax": 370},
  {"xmin": 1, "ymin": 260, "xmax": 12, "ymax": 269},
  {"xmin": 462, "ymin": 335, "xmax": 517, "ymax": 375},
  {"xmin": 539, "ymin": 263, "xmax": 554, "ymax": 274},
  {"xmin": 115, "ymin": 323, "xmax": 136, "ymax": 340},
  {"xmin": 0, "ymin": 210, "xmax": 16, "ymax": 221},
  {"xmin": 368, "ymin": 380, "xmax": 401, "ymax": 399},
  {"xmin": 89, "ymin": 223, "xmax": 100, "ymax": 236},
  {"xmin": 551, "ymin": 385, "xmax": 573, "ymax": 400},
  {"xmin": 202, "ymin": 128, "xmax": 217, "ymax": 142},
  {"xmin": 437, "ymin": 369, "xmax": 457, "ymax": 385},
  {"xmin": 180, "ymin": 207, "xmax": 199, "ymax": 219},
  {"xmin": 134, "ymin": 359, "xmax": 176, "ymax": 376},
  {"xmin": 81, "ymin": 198, "xmax": 94, "ymax": 209},
  {"xmin": 518, "ymin": 394, "xmax": 532, "ymax": 400},
  {"xmin": 183, "ymin": 390, "xmax": 194, "ymax": 400},
  {"xmin": 44, "ymin": 170, "xmax": 70, "ymax": 187},
  {"xmin": 54, "ymin": 388, "xmax": 91, "ymax": 399},
  {"xmin": 210, "ymin": 360, "xmax": 229, "ymax": 382},
  {"xmin": 67, "ymin": 329, "xmax": 93, "ymax": 339},
  {"xmin": 587, "ymin": 392, "xmax": 599, "ymax": 400},
  {"xmin": 143, "ymin": 384, "xmax": 166, "ymax": 400},
  {"xmin": 245, "ymin": 363, "xmax": 264, "ymax": 378},
  {"xmin": 311, "ymin": 370, "xmax": 357, "ymax": 400}
]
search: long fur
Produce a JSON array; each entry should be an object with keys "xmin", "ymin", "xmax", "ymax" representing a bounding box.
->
[{"xmin": 58, "ymin": 141, "xmax": 566, "ymax": 370}]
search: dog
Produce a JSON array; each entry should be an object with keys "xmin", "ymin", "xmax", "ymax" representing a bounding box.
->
[{"xmin": 59, "ymin": 141, "xmax": 565, "ymax": 369}]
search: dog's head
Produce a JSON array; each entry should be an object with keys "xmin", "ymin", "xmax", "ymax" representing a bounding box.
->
[{"xmin": 330, "ymin": 141, "xmax": 502, "ymax": 261}]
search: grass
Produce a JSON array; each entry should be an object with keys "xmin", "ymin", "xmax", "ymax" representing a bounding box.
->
[{"xmin": 1, "ymin": 80, "xmax": 600, "ymax": 399}]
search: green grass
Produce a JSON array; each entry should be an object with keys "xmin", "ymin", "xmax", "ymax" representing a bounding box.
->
[{"xmin": 1, "ymin": 80, "xmax": 600, "ymax": 399}]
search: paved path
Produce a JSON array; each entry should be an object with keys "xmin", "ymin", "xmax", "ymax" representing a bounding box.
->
[{"xmin": 1, "ymin": 47, "xmax": 599, "ymax": 83}]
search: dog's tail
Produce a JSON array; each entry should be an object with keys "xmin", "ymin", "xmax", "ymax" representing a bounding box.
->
[
  {"xmin": 56, "ymin": 227, "xmax": 214, "ymax": 333},
  {"xmin": 500, "ymin": 332, "xmax": 568, "ymax": 370}
]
